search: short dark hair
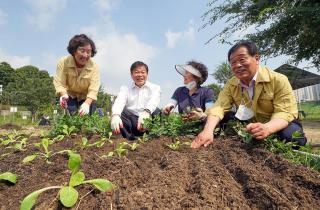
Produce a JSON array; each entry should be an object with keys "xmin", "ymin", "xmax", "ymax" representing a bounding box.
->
[
  {"xmin": 228, "ymin": 40, "xmax": 259, "ymax": 61},
  {"xmin": 187, "ymin": 60, "xmax": 208, "ymax": 85},
  {"xmin": 130, "ymin": 61, "xmax": 149, "ymax": 74},
  {"xmin": 67, "ymin": 34, "xmax": 97, "ymax": 57}
]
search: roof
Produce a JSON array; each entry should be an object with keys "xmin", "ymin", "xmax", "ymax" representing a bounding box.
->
[{"xmin": 274, "ymin": 64, "xmax": 320, "ymax": 90}]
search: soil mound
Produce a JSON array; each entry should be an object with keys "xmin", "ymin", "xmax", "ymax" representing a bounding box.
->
[
  {"xmin": 0, "ymin": 123, "xmax": 21, "ymax": 130},
  {"xmin": 0, "ymin": 136, "xmax": 320, "ymax": 209}
]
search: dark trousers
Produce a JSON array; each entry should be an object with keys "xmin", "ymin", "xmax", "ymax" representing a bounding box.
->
[
  {"xmin": 220, "ymin": 112, "xmax": 307, "ymax": 146},
  {"xmin": 67, "ymin": 97, "xmax": 96, "ymax": 115},
  {"xmin": 120, "ymin": 108, "xmax": 161, "ymax": 140}
]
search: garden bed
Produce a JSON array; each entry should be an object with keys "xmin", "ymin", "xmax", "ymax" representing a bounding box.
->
[{"xmin": 1, "ymin": 134, "xmax": 320, "ymax": 209}]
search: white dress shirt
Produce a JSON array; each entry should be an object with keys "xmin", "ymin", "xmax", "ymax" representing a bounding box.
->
[{"xmin": 112, "ymin": 81, "xmax": 161, "ymax": 116}]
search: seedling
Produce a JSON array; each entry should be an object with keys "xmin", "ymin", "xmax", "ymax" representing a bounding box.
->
[
  {"xmin": 23, "ymin": 138, "xmax": 72, "ymax": 163},
  {"xmin": 104, "ymin": 141, "xmax": 139, "ymax": 158},
  {"xmin": 6, "ymin": 137, "xmax": 28, "ymax": 151},
  {"xmin": 20, "ymin": 152, "xmax": 115, "ymax": 210},
  {"xmin": 0, "ymin": 172, "xmax": 17, "ymax": 184},
  {"xmin": 62, "ymin": 125, "xmax": 76, "ymax": 136},
  {"xmin": 167, "ymin": 139, "xmax": 191, "ymax": 151}
]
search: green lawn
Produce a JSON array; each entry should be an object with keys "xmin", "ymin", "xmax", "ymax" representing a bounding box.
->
[{"xmin": 299, "ymin": 101, "xmax": 320, "ymax": 120}]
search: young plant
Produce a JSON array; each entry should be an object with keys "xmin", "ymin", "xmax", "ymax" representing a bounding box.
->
[
  {"xmin": 23, "ymin": 138, "xmax": 72, "ymax": 163},
  {"xmin": 167, "ymin": 139, "xmax": 191, "ymax": 151},
  {"xmin": 62, "ymin": 125, "xmax": 76, "ymax": 136},
  {"xmin": 20, "ymin": 152, "xmax": 115, "ymax": 210},
  {"xmin": 0, "ymin": 172, "xmax": 17, "ymax": 184},
  {"xmin": 105, "ymin": 141, "xmax": 139, "ymax": 158}
]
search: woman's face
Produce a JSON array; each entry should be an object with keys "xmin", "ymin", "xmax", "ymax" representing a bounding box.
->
[
  {"xmin": 183, "ymin": 71, "xmax": 197, "ymax": 84},
  {"xmin": 74, "ymin": 44, "xmax": 92, "ymax": 67}
]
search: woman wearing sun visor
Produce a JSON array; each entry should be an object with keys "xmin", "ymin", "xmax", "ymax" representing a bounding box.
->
[{"xmin": 163, "ymin": 60, "xmax": 214, "ymax": 121}]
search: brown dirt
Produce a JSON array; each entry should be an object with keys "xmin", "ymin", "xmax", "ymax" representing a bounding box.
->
[
  {"xmin": 0, "ymin": 123, "xmax": 21, "ymax": 130},
  {"xmin": 1, "ymin": 135, "xmax": 320, "ymax": 210}
]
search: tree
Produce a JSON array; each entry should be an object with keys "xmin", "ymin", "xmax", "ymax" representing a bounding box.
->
[
  {"xmin": 0, "ymin": 62, "xmax": 15, "ymax": 89},
  {"xmin": 207, "ymin": 61, "xmax": 233, "ymax": 99},
  {"xmin": 96, "ymin": 85, "xmax": 113, "ymax": 115},
  {"xmin": 3, "ymin": 65, "xmax": 55, "ymax": 121},
  {"xmin": 202, "ymin": 0, "xmax": 320, "ymax": 69},
  {"xmin": 211, "ymin": 61, "xmax": 233, "ymax": 85}
]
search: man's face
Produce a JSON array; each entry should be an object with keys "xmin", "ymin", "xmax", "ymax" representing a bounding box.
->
[
  {"xmin": 131, "ymin": 65, "xmax": 148, "ymax": 87},
  {"xmin": 229, "ymin": 47, "xmax": 259, "ymax": 84}
]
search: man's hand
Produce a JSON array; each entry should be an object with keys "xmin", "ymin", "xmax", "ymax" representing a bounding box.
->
[
  {"xmin": 191, "ymin": 128, "xmax": 214, "ymax": 148},
  {"xmin": 163, "ymin": 105, "xmax": 174, "ymax": 115},
  {"xmin": 246, "ymin": 122, "xmax": 271, "ymax": 140},
  {"xmin": 188, "ymin": 108, "xmax": 207, "ymax": 121},
  {"xmin": 59, "ymin": 94, "xmax": 69, "ymax": 108},
  {"xmin": 137, "ymin": 111, "xmax": 150, "ymax": 131},
  {"xmin": 79, "ymin": 102, "xmax": 90, "ymax": 116},
  {"xmin": 111, "ymin": 115, "xmax": 123, "ymax": 134}
]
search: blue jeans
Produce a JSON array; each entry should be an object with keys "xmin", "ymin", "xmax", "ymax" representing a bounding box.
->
[
  {"xmin": 67, "ymin": 97, "xmax": 96, "ymax": 115},
  {"xmin": 119, "ymin": 108, "xmax": 161, "ymax": 140}
]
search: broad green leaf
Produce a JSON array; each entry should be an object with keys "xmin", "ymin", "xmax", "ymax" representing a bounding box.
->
[
  {"xmin": 0, "ymin": 172, "xmax": 17, "ymax": 184},
  {"xmin": 69, "ymin": 171, "xmax": 85, "ymax": 187},
  {"xmin": 59, "ymin": 186, "xmax": 78, "ymax": 207},
  {"xmin": 22, "ymin": 154, "xmax": 38, "ymax": 163},
  {"xmin": 83, "ymin": 179, "xmax": 115, "ymax": 192},
  {"xmin": 41, "ymin": 138, "xmax": 49, "ymax": 153},
  {"xmin": 20, "ymin": 186, "xmax": 61, "ymax": 210},
  {"xmin": 68, "ymin": 152, "xmax": 81, "ymax": 173}
]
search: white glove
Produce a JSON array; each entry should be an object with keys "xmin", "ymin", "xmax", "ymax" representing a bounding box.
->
[
  {"xmin": 138, "ymin": 111, "xmax": 151, "ymax": 124},
  {"xmin": 111, "ymin": 115, "xmax": 123, "ymax": 134},
  {"xmin": 59, "ymin": 94, "xmax": 69, "ymax": 108},
  {"xmin": 79, "ymin": 102, "xmax": 90, "ymax": 116}
]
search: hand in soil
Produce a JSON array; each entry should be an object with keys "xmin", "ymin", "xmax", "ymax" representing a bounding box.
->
[{"xmin": 191, "ymin": 129, "xmax": 214, "ymax": 148}]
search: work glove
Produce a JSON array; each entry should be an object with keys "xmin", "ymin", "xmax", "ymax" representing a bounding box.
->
[
  {"xmin": 137, "ymin": 111, "xmax": 151, "ymax": 131},
  {"xmin": 188, "ymin": 108, "xmax": 207, "ymax": 121},
  {"xmin": 79, "ymin": 102, "xmax": 90, "ymax": 116},
  {"xmin": 59, "ymin": 94, "xmax": 69, "ymax": 108},
  {"xmin": 111, "ymin": 115, "xmax": 123, "ymax": 134},
  {"xmin": 162, "ymin": 105, "xmax": 174, "ymax": 115}
]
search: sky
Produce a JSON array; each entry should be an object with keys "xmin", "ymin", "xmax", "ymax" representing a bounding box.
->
[{"xmin": 0, "ymin": 0, "xmax": 318, "ymax": 106}]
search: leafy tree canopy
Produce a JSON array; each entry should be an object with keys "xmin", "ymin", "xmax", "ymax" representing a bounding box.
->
[
  {"xmin": 2, "ymin": 65, "xmax": 55, "ymax": 119},
  {"xmin": 202, "ymin": 0, "xmax": 320, "ymax": 69},
  {"xmin": 0, "ymin": 62, "xmax": 15, "ymax": 89}
]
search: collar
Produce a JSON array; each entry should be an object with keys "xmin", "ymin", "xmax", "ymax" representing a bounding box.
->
[
  {"xmin": 65, "ymin": 55, "xmax": 94, "ymax": 71},
  {"xmin": 131, "ymin": 81, "xmax": 151, "ymax": 89}
]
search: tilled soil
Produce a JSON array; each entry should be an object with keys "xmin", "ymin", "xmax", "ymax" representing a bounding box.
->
[{"xmin": 0, "ymin": 134, "xmax": 320, "ymax": 210}]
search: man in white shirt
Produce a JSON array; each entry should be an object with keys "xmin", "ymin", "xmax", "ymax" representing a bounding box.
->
[{"xmin": 111, "ymin": 61, "xmax": 161, "ymax": 140}]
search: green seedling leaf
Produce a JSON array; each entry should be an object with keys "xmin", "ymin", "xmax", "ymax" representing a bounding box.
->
[
  {"xmin": 0, "ymin": 172, "xmax": 17, "ymax": 184},
  {"xmin": 292, "ymin": 131, "xmax": 303, "ymax": 138},
  {"xmin": 59, "ymin": 186, "xmax": 79, "ymax": 208},
  {"xmin": 23, "ymin": 154, "xmax": 38, "ymax": 163},
  {"xmin": 68, "ymin": 152, "xmax": 81, "ymax": 174},
  {"xmin": 69, "ymin": 171, "xmax": 85, "ymax": 187},
  {"xmin": 130, "ymin": 143, "xmax": 139, "ymax": 151},
  {"xmin": 83, "ymin": 179, "xmax": 115, "ymax": 192},
  {"xmin": 107, "ymin": 151, "xmax": 114, "ymax": 157},
  {"xmin": 20, "ymin": 186, "xmax": 61, "ymax": 210}
]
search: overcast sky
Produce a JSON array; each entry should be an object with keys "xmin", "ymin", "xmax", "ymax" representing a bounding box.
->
[{"xmin": 0, "ymin": 0, "xmax": 318, "ymax": 106}]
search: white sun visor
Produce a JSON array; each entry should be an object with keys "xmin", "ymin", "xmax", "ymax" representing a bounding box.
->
[{"xmin": 175, "ymin": 64, "xmax": 202, "ymax": 78}]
